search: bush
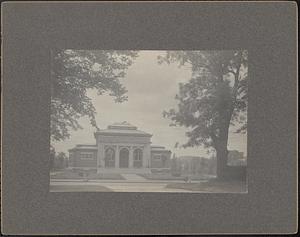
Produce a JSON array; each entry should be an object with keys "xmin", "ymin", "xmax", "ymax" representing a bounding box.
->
[
  {"xmin": 171, "ymin": 171, "xmax": 182, "ymax": 177},
  {"xmin": 52, "ymin": 152, "xmax": 68, "ymax": 170},
  {"xmin": 151, "ymin": 168, "xmax": 171, "ymax": 174},
  {"xmin": 78, "ymin": 172, "xmax": 84, "ymax": 177}
]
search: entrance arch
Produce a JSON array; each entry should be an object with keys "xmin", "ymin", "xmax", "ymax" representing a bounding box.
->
[
  {"xmin": 119, "ymin": 148, "xmax": 129, "ymax": 168},
  {"xmin": 105, "ymin": 147, "xmax": 115, "ymax": 168}
]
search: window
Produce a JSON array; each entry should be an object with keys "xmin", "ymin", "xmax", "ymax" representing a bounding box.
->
[
  {"xmin": 153, "ymin": 154, "xmax": 161, "ymax": 160},
  {"xmin": 134, "ymin": 149, "xmax": 143, "ymax": 161},
  {"xmin": 80, "ymin": 152, "xmax": 94, "ymax": 160},
  {"xmin": 133, "ymin": 149, "xmax": 143, "ymax": 168},
  {"xmin": 161, "ymin": 155, "xmax": 167, "ymax": 167}
]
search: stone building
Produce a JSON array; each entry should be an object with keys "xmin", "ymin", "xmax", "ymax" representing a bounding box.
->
[
  {"xmin": 177, "ymin": 156, "xmax": 216, "ymax": 175},
  {"xmin": 68, "ymin": 122, "xmax": 171, "ymax": 172}
]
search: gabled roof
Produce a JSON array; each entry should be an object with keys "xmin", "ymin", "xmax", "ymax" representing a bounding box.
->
[{"xmin": 95, "ymin": 121, "xmax": 152, "ymax": 137}]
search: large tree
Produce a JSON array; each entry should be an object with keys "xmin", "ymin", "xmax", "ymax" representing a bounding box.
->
[
  {"xmin": 159, "ymin": 50, "xmax": 248, "ymax": 179},
  {"xmin": 51, "ymin": 50, "xmax": 138, "ymax": 142}
]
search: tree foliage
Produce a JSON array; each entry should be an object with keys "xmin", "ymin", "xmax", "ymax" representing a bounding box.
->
[
  {"xmin": 159, "ymin": 50, "xmax": 248, "ymax": 177},
  {"xmin": 51, "ymin": 50, "xmax": 138, "ymax": 142}
]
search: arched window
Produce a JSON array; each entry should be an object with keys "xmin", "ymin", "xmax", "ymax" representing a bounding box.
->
[
  {"xmin": 133, "ymin": 149, "xmax": 143, "ymax": 168},
  {"xmin": 105, "ymin": 147, "xmax": 115, "ymax": 168}
]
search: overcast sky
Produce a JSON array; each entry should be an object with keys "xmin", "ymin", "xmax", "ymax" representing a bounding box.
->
[{"xmin": 52, "ymin": 50, "xmax": 247, "ymax": 158}]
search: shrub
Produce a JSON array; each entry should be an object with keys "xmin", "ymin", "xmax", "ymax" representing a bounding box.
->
[
  {"xmin": 78, "ymin": 172, "xmax": 84, "ymax": 177},
  {"xmin": 151, "ymin": 168, "xmax": 171, "ymax": 174},
  {"xmin": 171, "ymin": 171, "xmax": 181, "ymax": 177}
]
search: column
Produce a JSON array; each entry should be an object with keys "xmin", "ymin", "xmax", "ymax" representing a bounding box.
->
[
  {"xmin": 129, "ymin": 146, "xmax": 134, "ymax": 168},
  {"xmin": 96, "ymin": 137, "xmax": 99, "ymax": 170},
  {"xmin": 101, "ymin": 144, "xmax": 105, "ymax": 167},
  {"xmin": 97, "ymin": 141, "xmax": 105, "ymax": 173},
  {"xmin": 115, "ymin": 145, "xmax": 119, "ymax": 168},
  {"xmin": 143, "ymin": 143, "xmax": 151, "ymax": 168}
]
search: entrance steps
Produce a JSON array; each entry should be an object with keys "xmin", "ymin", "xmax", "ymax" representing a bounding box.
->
[
  {"xmin": 97, "ymin": 168, "xmax": 151, "ymax": 174},
  {"xmin": 121, "ymin": 173, "xmax": 147, "ymax": 181}
]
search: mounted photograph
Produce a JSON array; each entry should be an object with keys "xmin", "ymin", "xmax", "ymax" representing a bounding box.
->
[{"xmin": 50, "ymin": 50, "xmax": 248, "ymax": 193}]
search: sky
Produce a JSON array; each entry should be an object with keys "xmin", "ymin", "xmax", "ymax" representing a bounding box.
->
[{"xmin": 52, "ymin": 51, "xmax": 247, "ymax": 158}]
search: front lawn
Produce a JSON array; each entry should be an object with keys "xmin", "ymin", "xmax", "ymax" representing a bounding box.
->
[
  {"xmin": 165, "ymin": 178, "xmax": 247, "ymax": 193},
  {"xmin": 138, "ymin": 173, "xmax": 214, "ymax": 181},
  {"xmin": 50, "ymin": 184, "xmax": 113, "ymax": 192},
  {"xmin": 50, "ymin": 170, "xmax": 125, "ymax": 180}
]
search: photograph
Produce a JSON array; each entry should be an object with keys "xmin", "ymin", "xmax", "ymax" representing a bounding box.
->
[
  {"xmin": 50, "ymin": 50, "xmax": 248, "ymax": 193},
  {"xmin": 2, "ymin": 2, "xmax": 297, "ymax": 235}
]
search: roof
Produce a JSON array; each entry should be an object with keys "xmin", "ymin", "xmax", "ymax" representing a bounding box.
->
[
  {"xmin": 108, "ymin": 121, "xmax": 137, "ymax": 130},
  {"xmin": 68, "ymin": 144, "xmax": 97, "ymax": 151},
  {"xmin": 95, "ymin": 121, "xmax": 152, "ymax": 137},
  {"xmin": 150, "ymin": 145, "xmax": 171, "ymax": 152},
  {"xmin": 151, "ymin": 145, "xmax": 165, "ymax": 149}
]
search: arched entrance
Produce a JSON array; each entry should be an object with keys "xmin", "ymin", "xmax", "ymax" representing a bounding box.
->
[
  {"xmin": 119, "ymin": 148, "xmax": 129, "ymax": 168},
  {"xmin": 105, "ymin": 147, "xmax": 115, "ymax": 168}
]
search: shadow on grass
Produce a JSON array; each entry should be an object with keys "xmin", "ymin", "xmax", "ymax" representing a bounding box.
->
[
  {"xmin": 50, "ymin": 185, "xmax": 113, "ymax": 192},
  {"xmin": 165, "ymin": 178, "xmax": 247, "ymax": 193},
  {"xmin": 50, "ymin": 170, "xmax": 125, "ymax": 180},
  {"xmin": 138, "ymin": 173, "xmax": 215, "ymax": 181}
]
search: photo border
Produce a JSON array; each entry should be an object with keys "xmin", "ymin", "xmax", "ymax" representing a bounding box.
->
[{"xmin": 1, "ymin": 1, "xmax": 297, "ymax": 235}]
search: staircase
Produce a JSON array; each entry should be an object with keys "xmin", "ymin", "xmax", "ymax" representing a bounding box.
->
[
  {"xmin": 121, "ymin": 173, "xmax": 147, "ymax": 181},
  {"xmin": 97, "ymin": 168, "xmax": 151, "ymax": 174}
]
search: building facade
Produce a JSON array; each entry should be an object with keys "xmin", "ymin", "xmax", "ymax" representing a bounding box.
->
[
  {"xmin": 68, "ymin": 122, "xmax": 171, "ymax": 172},
  {"xmin": 177, "ymin": 156, "xmax": 217, "ymax": 175}
]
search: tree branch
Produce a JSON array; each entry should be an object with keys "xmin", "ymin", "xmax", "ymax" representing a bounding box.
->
[{"xmin": 227, "ymin": 69, "xmax": 236, "ymax": 77}]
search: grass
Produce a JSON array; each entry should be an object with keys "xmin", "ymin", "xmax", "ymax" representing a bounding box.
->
[
  {"xmin": 165, "ymin": 178, "xmax": 247, "ymax": 193},
  {"xmin": 50, "ymin": 170, "xmax": 125, "ymax": 180},
  {"xmin": 50, "ymin": 184, "xmax": 113, "ymax": 192},
  {"xmin": 138, "ymin": 173, "xmax": 215, "ymax": 181}
]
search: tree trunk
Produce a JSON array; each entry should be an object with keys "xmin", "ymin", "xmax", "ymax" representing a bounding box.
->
[
  {"xmin": 215, "ymin": 115, "xmax": 230, "ymax": 180},
  {"xmin": 216, "ymin": 143, "xmax": 228, "ymax": 179},
  {"xmin": 214, "ymin": 77, "xmax": 236, "ymax": 179}
]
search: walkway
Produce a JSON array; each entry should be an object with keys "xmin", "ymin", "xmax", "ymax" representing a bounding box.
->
[
  {"xmin": 50, "ymin": 180, "xmax": 200, "ymax": 193},
  {"xmin": 120, "ymin": 173, "xmax": 147, "ymax": 181}
]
